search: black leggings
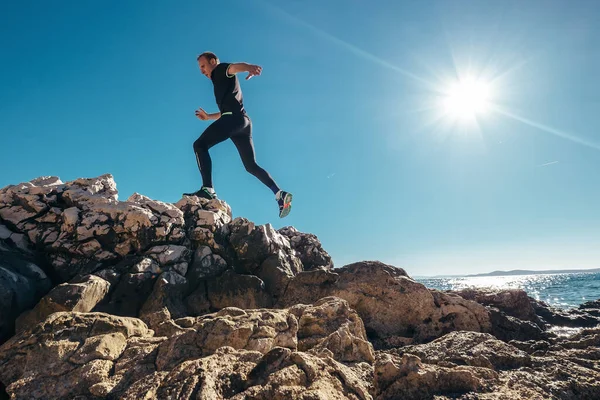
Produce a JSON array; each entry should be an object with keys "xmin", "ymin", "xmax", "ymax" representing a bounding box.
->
[{"xmin": 193, "ymin": 113, "xmax": 280, "ymax": 193}]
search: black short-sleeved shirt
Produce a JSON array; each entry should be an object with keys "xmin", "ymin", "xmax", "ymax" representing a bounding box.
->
[{"xmin": 210, "ymin": 62, "xmax": 245, "ymax": 115}]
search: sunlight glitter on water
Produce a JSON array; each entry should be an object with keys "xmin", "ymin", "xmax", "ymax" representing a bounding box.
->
[
  {"xmin": 446, "ymin": 274, "xmax": 561, "ymax": 301},
  {"xmin": 417, "ymin": 273, "xmax": 600, "ymax": 309}
]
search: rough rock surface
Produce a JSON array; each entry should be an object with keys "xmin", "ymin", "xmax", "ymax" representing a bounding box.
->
[
  {"xmin": 454, "ymin": 288, "xmax": 540, "ymax": 322},
  {"xmin": 379, "ymin": 329, "xmax": 600, "ymax": 399},
  {"xmin": 277, "ymin": 226, "xmax": 334, "ymax": 271},
  {"xmin": 374, "ymin": 352, "xmax": 498, "ymax": 400},
  {"xmin": 531, "ymin": 297, "xmax": 600, "ymax": 328},
  {"xmin": 0, "ymin": 298, "xmax": 374, "ymax": 400},
  {"xmin": 0, "ymin": 174, "xmax": 598, "ymax": 399},
  {"xmin": 453, "ymin": 288, "xmax": 600, "ymax": 342},
  {"xmin": 16, "ymin": 273, "xmax": 110, "ymax": 332},
  {"xmin": 0, "ymin": 228, "xmax": 51, "ymax": 344},
  {"xmin": 395, "ymin": 331, "xmax": 531, "ymax": 370},
  {"xmin": 280, "ymin": 261, "xmax": 492, "ymax": 347}
]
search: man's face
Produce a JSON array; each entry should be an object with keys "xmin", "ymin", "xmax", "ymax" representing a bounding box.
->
[{"xmin": 198, "ymin": 56, "xmax": 217, "ymax": 79}]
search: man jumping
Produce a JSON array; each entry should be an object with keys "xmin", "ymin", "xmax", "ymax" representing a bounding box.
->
[{"xmin": 184, "ymin": 52, "xmax": 293, "ymax": 218}]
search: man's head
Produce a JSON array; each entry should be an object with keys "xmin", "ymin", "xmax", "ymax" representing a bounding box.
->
[{"xmin": 197, "ymin": 52, "xmax": 219, "ymax": 79}]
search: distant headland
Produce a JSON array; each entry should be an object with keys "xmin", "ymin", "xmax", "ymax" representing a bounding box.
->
[{"xmin": 466, "ymin": 267, "xmax": 600, "ymax": 277}]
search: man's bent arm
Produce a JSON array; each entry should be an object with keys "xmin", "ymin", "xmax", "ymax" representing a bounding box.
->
[
  {"xmin": 227, "ymin": 62, "xmax": 262, "ymax": 79},
  {"xmin": 207, "ymin": 112, "xmax": 221, "ymax": 120},
  {"xmin": 227, "ymin": 63, "xmax": 252, "ymax": 74}
]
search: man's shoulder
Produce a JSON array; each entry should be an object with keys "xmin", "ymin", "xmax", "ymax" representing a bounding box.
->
[
  {"xmin": 216, "ymin": 62, "xmax": 231, "ymax": 72},
  {"xmin": 212, "ymin": 62, "xmax": 232, "ymax": 79}
]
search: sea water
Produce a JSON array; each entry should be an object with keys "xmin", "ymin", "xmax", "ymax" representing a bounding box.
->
[{"xmin": 416, "ymin": 272, "xmax": 600, "ymax": 309}]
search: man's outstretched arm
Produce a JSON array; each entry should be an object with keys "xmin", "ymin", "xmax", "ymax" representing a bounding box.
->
[{"xmin": 227, "ymin": 63, "xmax": 262, "ymax": 80}]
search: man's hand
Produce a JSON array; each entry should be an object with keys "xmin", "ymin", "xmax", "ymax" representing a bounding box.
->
[
  {"xmin": 195, "ymin": 108, "xmax": 209, "ymax": 120},
  {"xmin": 245, "ymin": 64, "xmax": 262, "ymax": 80},
  {"xmin": 195, "ymin": 108, "xmax": 221, "ymax": 121}
]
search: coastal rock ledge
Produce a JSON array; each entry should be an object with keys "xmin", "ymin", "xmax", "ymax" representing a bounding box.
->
[{"xmin": 0, "ymin": 174, "xmax": 598, "ymax": 399}]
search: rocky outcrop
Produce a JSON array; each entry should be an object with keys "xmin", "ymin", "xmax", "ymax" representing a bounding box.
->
[
  {"xmin": 0, "ymin": 176, "xmax": 299, "ymax": 334},
  {"xmin": 278, "ymin": 226, "xmax": 334, "ymax": 270},
  {"xmin": 4, "ymin": 298, "xmax": 594, "ymax": 400},
  {"xmin": 0, "ymin": 230, "xmax": 51, "ymax": 344},
  {"xmin": 453, "ymin": 288, "xmax": 600, "ymax": 341},
  {"xmin": 453, "ymin": 288, "xmax": 540, "ymax": 322},
  {"xmin": 381, "ymin": 329, "xmax": 600, "ymax": 399},
  {"xmin": 0, "ymin": 175, "xmax": 190, "ymax": 284},
  {"xmin": 580, "ymin": 300, "xmax": 600, "ymax": 314},
  {"xmin": 0, "ymin": 175, "xmax": 491, "ymax": 349},
  {"xmin": 16, "ymin": 273, "xmax": 110, "ymax": 332},
  {"xmin": 531, "ymin": 297, "xmax": 600, "ymax": 328},
  {"xmin": 395, "ymin": 331, "xmax": 531, "ymax": 370},
  {"xmin": 281, "ymin": 262, "xmax": 492, "ymax": 347},
  {"xmin": 0, "ymin": 298, "xmax": 374, "ymax": 400},
  {"xmin": 0, "ymin": 174, "xmax": 599, "ymax": 399},
  {"xmin": 374, "ymin": 352, "xmax": 497, "ymax": 400}
]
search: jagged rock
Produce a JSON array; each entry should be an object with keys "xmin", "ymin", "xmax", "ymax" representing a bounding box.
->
[
  {"xmin": 580, "ymin": 300, "xmax": 600, "ymax": 316},
  {"xmin": 0, "ymin": 223, "xmax": 32, "ymax": 253},
  {"xmin": 0, "ymin": 174, "xmax": 332, "ymax": 332},
  {"xmin": 379, "ymin": 329, "xmax": 600, "ymax": 399},
  {"xmin": 130, "ymin": 257, "xmax": 161, "ymax": 274},
  {"xmin": 15, "ymin": 274, "xmax": 110, "ymax": 333},
  {"xmin": 452, "ymin": 288, "xmax": 600, "ymax": 341},
  {"xmin": 0, "ymin": 312, "xmax": 151, "ymax": 387},
  {"xmin": 531, "ymin": 297, "xmax": 600, "ymax": 328},
  {"xmin": 120, "ymin": 347, "xmax": 260, "ymax": 399},
  {"xmin": 0, "ymin": 234, "xmax": 51, "ymax": 345},
  {"xmin": 100, "ymin": 271, "xmax": 157, "ymax": 317},
  {"xmin": 289, "ymin": 297, "xmax": 375, "ymax": 363},
  {"xmin": 487, "ymin": 307, "xmax": 548, "ymax": 342},
  {"xmin": 155, "ymin": 308, "xmax": 298, "ymax": 371},
  {"xmin": 0, "ymin": 297, "xmax": 375, "ymax": 399},
  {"xmin": 281, "ymin": 261, "xmax": 492, "ymax": 347},
  {"xmin": 175, "ymin": 194, "xmax": 232, "ymax": 227},
  {"xmin": 240, "ymin": 348, "xmax": 372, "ymax": 400},
  {"xmin": 0, "ymin": 174, "xmax": 187, "ymax": 282},
  {"xmin": 144, "ymin": 244, "xmax": 190, "ymax": 275},
  {"xmin": 69, "ymin": 332, "xmax": 128, "ymax": 364},
  {"xmin": 453, "ymin": 288, "xmax": 540, "ymax": 323},
  {"xmin": 394, "ymin": 331, "xmax": 531, "ymax": 370},
  {"xmin": 157, "ymin": 297, "xmax": 374, "ymax": 369},
  {"xmin": 228, "ymin": 218, "xmax": 294, "ymax": 274},
  {"xmin": 454, "ymin": 287, "xmax": 600, "ymax": 330},
  {"xmin": 206, "ymin": 269, "xmax": 273, "ymax": 310},
  {"xmin": 508, "ymin": 338, "xmax": 552, "ymax": 354},
  {"xmin": 187, "ymin": 245, "xmax": 229, "ymax": 287},
  {"xmin": 123, "ymin": 347, "xmax": 372, "ymax": 400},
  {"xmin": 175, "ymin": 195, "xmax": 231, "ymax": 254},
  {"xmin": 278, "ymin": 226, "xmax": 334, "ymax": 270},
  {"xmin": 0, "ymin": 317, "xmax": 154, "ymax": 400},
  {"xmin": 257, "ymin": 249, "xmax": 303, "ymax": 299},
  {"xmin": 279, "ymin": 267, "xmax": 339, "ymax": 297},
  {"xmin": 374, "ymin": 352, "xmax": 498, "ymax": 400},
  {"xmin": 184, "ymin": 282, "xmax": 211, "ymax": 316},
  {"xmin": 139, "ymin": 271, "xmax": 188, "ymax": 330},
  {"xmin": 555, "ymin": 327, "xmax": 600, "ymax": 350},
  {"xmin": 492, "ymin": 344, "xmax": 600, "ymax": 398}
]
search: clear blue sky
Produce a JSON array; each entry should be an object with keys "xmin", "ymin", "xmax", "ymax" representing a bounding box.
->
[{"xmin": 2, "ymin": 0, "xmax": 600, "ymax": 276}]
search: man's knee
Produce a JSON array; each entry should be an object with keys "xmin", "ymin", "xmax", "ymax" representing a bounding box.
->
[
  {"xmin": 244, "ymin": 161, "xmax": 262, "ymax": 175},
  {"xmin": 193, "ymin": 138, "xmax": 207, "ymax": 152}
]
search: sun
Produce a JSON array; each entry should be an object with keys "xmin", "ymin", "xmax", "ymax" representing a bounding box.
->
[{"xmin": 443, "ymin": 78, "xmax": 491, "ymax": 119}]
